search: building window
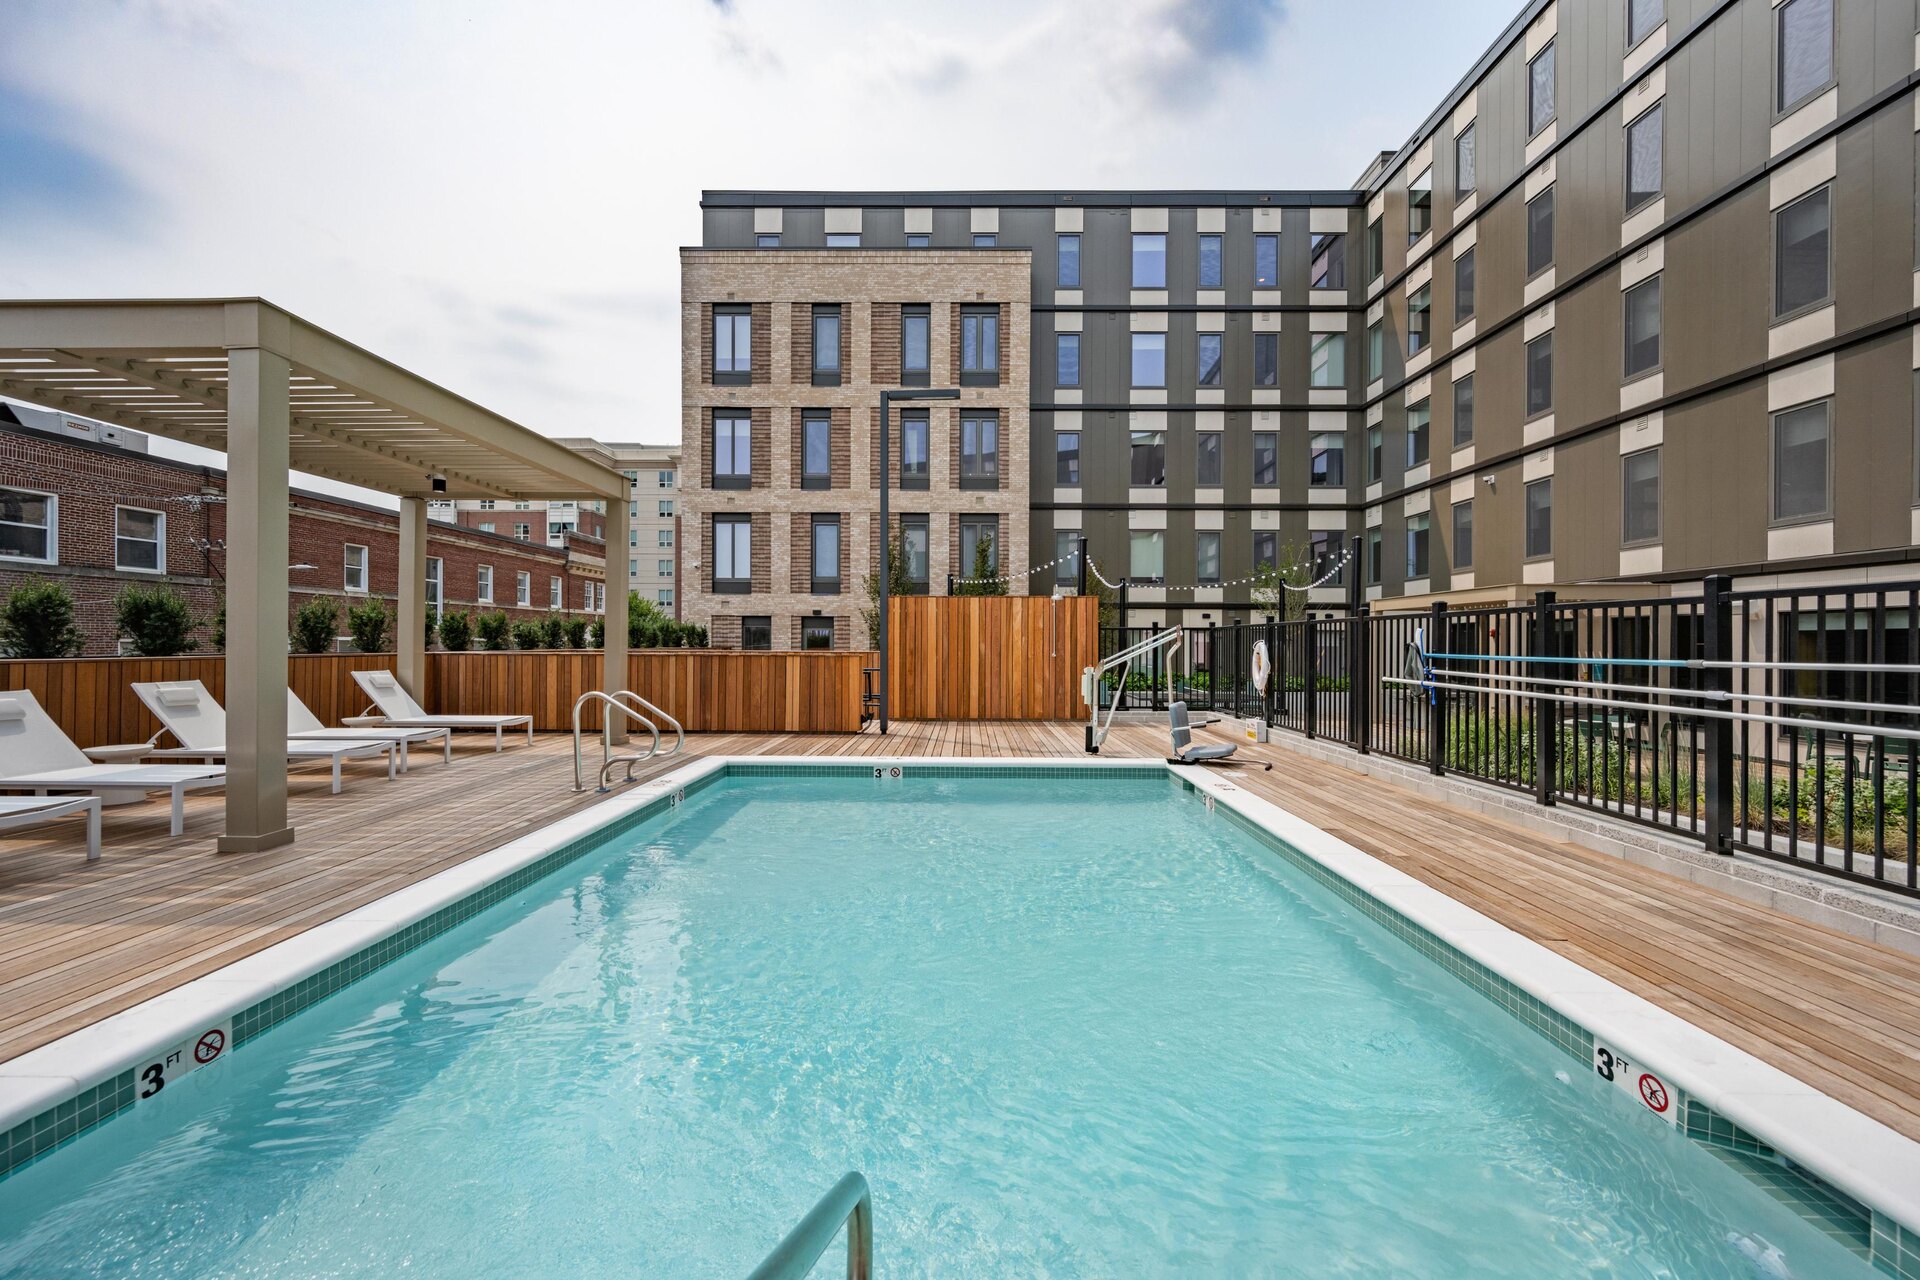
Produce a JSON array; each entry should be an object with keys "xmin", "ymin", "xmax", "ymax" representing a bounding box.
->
[
  {"xmin": 1622, "ymin": 448, "xmax": 1662, "ymax": 545},
  {"xmin": 1309, "ymin": 433, "xmax": 1345, "ymax": 486},
  {"xmin": 1131, "ymin": 332, "xmax": 1167, "ymax": 388},
  {"xmin": 756, "ymin": 233, "xmax": 779, "ymax": 249},
  {"xmin": 825, "ymin": 233, "xmax": 860, "ymax": 248},
  {"xmin": 1367, "ymin": 424, "xmax": 1383, "ymax": 483},
  {"xmin": 1311, "ymin": 233, "xmax": 1346, "ymax": 289},
  {"xmin": 959, "ymin": 516, "xmax": 997, "ymax": 578},
  {"xmin": 901, "ymin": 411, "xmax": 929, "ymax": 490},
  {"xmin": 1366, "ymin": 320, "xmax": 1384, "ymax": 382},
  {"xmin": 1529, "ymin": 39, "xmax": 1556, "ymax": 135},
  {"xmin": 1057, "ymin": 234, "xmax": 1081, "ymax": 288},
  {"xmin": 1630, "ymin": 0, "xmax": 1664, "ymax": 46},
  {"xmin": 1776, "ymin": 0, "xmax": 1833, "ymax": 115},
  {"xmin": 1408, "ymin": 168, "xmax": 1432, "ymax": 243},
  {"xmin": 1454, "ymin": 248, "xmax": 1475, "ymax": 324},
  {"xmin": 1056, "ymin": 432, "xmax": 1081, "ymax": 485},
  {"xmin": 714, "ymin": 516, "xmax": 752, "ymax": 594},
  {"xmin": 1196, "ymin": 432, "xmax": 1223, "ymax": 487},
  {"xmin": 902, "ymin": 516, "xmax": 930, "ymax": 593},
  {"xmin": 960, "ymin": 305, "xmax": 999, "ymax": 385},
  {"xmin": 901, "ymin": 304, "xmax": 930, "ymax": 385},
  {"xmin": 1056, "ymin": 332, "xmax": 1081, "ymax": 387},
  {"xmin": 1130, "ymin": 431, "xmax": 1165, "ymax": 487},
  {"xmin": 812, "ymin": 515, "xmax": 841, "ymax": 594},
  {"xmin": 477, "ymin": 564, "xmax": 494, "ymax": 604},
  {"xmin": 1254, "ymin": 332, "xmax": 1278, "ymax": 388},
  {"xmin": 1366, "ymin": 217, "xmax": 1384, "ymax": 284},
  {"xmin": 741, "ymin": 616, "xmax": 772, "ymax": 650},
  {"xmin": 800, "ymin": 617, "xmax": 835, "ymax": 650},
  {"xmin": 548, "ymin": 575, "xmax": 561, "ymax": 610},
  {"xmin": 1056, "ymin": 531, "xmax": 1081, "ymax": 587},
  {"xmin": 1196, "ymin": 531, "xmax": 1222, "ymax": 585},
  {"xmin": 1253, "ymin": 531, "xmax": 1278, "ymax": 574},
  {"xmin": 905, "ymin": 234, "xmax": 929, "ymax": 249},
  {"xmin": 1774, "ymin": 185, "xmax": 1831, "ymax": 319},
  {"xmin": 1407, "ymin": 285, "xmax": 1431, "ymax": 355},
  {"xmin": 1624, "ymin": 276, "xmax": 1662, "ymax": 378},
  {"xmin": 960, "ymin": 413, "xmax": 999, "ymax": 489},
  {"xmin": 1452, "ymin": 499, "xmax": 1474, "ymax": 569},
  {"xmin": 343, "ymin": 543, "xmax": 368, "ymax": 593},
  {"xmin": 973, "ymin": 232, "xmax": 997, "ymax": 248},
  {"xmin": 1406, "ymin": 513, "xmax": 1430, "ymax": 579},
  {"xmin": 1131, "ymin": 232, "xmax": 1167, "ymax": 288},
  {"xmin": 516, "ymin": 571, "xmax": 531, "ymax": 606},
  {"xmin": 1526, "ymin": 333, "xmax": 1554, "ymax": 417},
  {"xmin": 1525, "ymin": 478, "xmax": 1554, "ymax": 558},
  {"xmin": 1254, "ymin": 234, "xmax": 1279, "ymax": 288},
  {"xmin": 1198, "ymin": 234, "xmax": 1223, "ymax": 288},
  {"xmin": 0, "ymin": 488, "xmax": 55, "ymax": 564},
  {"xmin": 1310, "ymin": 334, "xmax": 1346, "ymax": 389},
  {"xmin": 812, "ymin": 305, "xmax": 841, "ymax": 385},
  {"xmin": 1456, "ymin": 124, "xmax": 1476, "ymax": 196},
  {"xmin": 1626, "ymin": 104, "xmax": 1663, "ymax": 213},
  {"xmin": 114, "ymin": 506, "xmax": 164, "ymax": 573},
  {"xmin": 1773, "ymin": 400, "xmax": 1831, "ymax": 522},
  {"xmin": 713, "ymin": 305, "xmax": 751, "ymax": 385},
  {"xmin": 1406, "ymin": 398, "xmax": 1431, "ymax": 468},
  {"xmin": 1197, "ymin": 332, "xmax": 1223, "ymax": 387},
  {"xmin": 1527, "ymin": 186, "xmax": 1555, "ymax": 277},
  {"xmin": 1453, "ymin": 373, "xmax": 1475, "ymax": 447},
  {"xmin": 713, "ymin": 411, "xmax": 752, "ymax": 489},
  {"xmin": 658, "ymin": 500, "xmax": 674, "ymax": 517},
  {"xmin": 1252, "ymin": 432, "xmax": 1278, "ymax": 486},
  {"xmin": 1365, "ymin": 528, "xmax": 1382, "ymax": 585},
  {"xmin": 1129, "ymin": 530, "xmax": 1165, "ymax": 584}
]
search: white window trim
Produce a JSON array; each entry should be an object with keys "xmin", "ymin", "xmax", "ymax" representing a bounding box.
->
[
  {"xmin": 113, "ymin": 504, "xmax": 166, "ymax": 574},
  {"xmin": 343, "ymin": 543, "xmax": 369, "ymax": 594},
  {"xmin": 0, "ymin": 486, "xmax": 58, "ymax": 566}
]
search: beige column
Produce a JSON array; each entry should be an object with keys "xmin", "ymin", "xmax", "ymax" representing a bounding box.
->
[
  {"xmin": 602, "ymin": 492, "xmax": 630, "ymax": 744},
  {"xmin": 219, "ymin": 346, "xmax": 293, "ymax": 853},
  {"xmin": 396, "ymin": 497, "xmax": 429, "ymax": 701}
]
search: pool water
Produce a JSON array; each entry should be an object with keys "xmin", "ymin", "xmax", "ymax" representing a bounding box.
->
[{"xmin": 0, "ymin": 773, "xmax": 1876, "ymax": 1278}]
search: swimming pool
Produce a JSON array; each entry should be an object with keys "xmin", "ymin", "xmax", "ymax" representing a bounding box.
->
[{"xmin": 0, "ymin": 763, "xmax": 1903, "ymax": 1276}]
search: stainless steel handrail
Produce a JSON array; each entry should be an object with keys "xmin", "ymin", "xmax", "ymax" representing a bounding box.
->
[
  {"xmin": 570, "ymin": 691, "xmax": 661, "ymax": 793},
  {"xmin": 610, "ymin": 690, "xmax": 684, "ymax": 757},
  {"xmin": 745, "ymin": 1171, "xmax": 872, "ymax": 1280}
]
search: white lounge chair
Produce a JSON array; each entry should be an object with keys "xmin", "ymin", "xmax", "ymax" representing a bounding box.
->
[
  {"xmin": 351, "ymin": 670, "xmax": 534, "ymax": 752},
  {"xmin": 0, "ymin": 795, "xmax": 103, "ymax": 861},
  {"xmin": 133, "ymin": 680, "xmax": 396, "ymax": 795},
  {"xmin": 0, "ymin": 690, "xmax": 224, "ymax": 836},
  {"xmin": 287, "ymin": 689, "xmax": 451, "ymax": 772}
]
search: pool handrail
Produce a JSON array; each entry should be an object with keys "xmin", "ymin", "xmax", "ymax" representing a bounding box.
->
[
  {"xmin": 744, "ymin": 1171, "xmax": 873, "ymax": 1280},
  {"xmin": 569, "ymin": 691, "xmax": 660, "ymax": 793}
]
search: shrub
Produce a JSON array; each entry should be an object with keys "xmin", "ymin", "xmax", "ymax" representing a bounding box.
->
[
  {"xmin": 539, "ymin": 614, "xmax": 565, "ymax": 649},
  {"xmin": 510, "ymin": 619, "xmax": 546, "ymax": 650},
  {"xmin": 438, "ymin": 609, "xmax": 473, "ymax": 652},
  {"xmin": 0, "ymin": 579, "xmax": 85, "ymax": 657},
  {"xmin": 346, "ymin": 600, "xmax": 392, "ymax": 654},
  {"xmin": 475, "ymin": 611, "xmax": 510, "ymax": 651},
  {"xmin": 289, "ymin": 596, "xmax": 340, "ymax": 655},
  {"xmin": 114, "ymin": 584, "xmax": 197, "ymax": 657},
  {"xmin": 562, "ymin": 616, "xmax": 589, "ymax": 649}
]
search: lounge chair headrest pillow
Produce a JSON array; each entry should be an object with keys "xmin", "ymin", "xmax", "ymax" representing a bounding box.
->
[
  {"xmin": 156, "ymin": 684, "xmax": 201, "ymax": 708},
  {"xmin": 0, "ymin": 699, "xmax": 24, "ymax": 722}
]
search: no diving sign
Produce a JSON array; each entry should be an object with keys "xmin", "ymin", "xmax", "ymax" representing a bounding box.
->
[
  {"xmin": 137, "ymin": 1020, "xmax": 233, "ymax": 1102},
  {"xmin": 1594, "ymin": 1041, "xmax": 1676, "ymax": 1125}
]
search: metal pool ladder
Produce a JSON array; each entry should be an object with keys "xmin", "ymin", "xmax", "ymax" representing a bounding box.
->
[
  {"xmin": 570, "ymin": 690, "xmax": 684, "ymax": 793},
  {"xmin": 745, "ymin": 1171, "xmax": 872, "ymax": 1280}
]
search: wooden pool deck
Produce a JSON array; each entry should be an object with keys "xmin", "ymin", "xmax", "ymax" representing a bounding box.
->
[{"xmin": 3, "ymin": 720, "xmax": 1919, "ymax": 1144}]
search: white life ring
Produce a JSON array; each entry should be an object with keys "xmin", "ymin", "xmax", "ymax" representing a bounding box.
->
[{"xmin": 1250, "ymin": 639, "xmax": 1272, "ymax": 695}]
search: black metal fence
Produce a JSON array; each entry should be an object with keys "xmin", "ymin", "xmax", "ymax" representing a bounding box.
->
[{"xmin": 1098, "ymin": 575, "xmax": 1920, "ymax": 899}]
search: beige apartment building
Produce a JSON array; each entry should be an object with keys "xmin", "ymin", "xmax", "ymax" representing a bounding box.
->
[{"xmin": 678, "ymin": 248, "xmax": 1031, "ymax": 649}]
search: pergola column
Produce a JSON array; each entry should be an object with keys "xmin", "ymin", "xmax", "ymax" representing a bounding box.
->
[
  {"xmin": 602, "ymin": 491, "xmax": 630, "ymax": 744},
  {"xmin": 396, "ymin": 497, "xmax": 429, "ymax": 701},
  {"xmin": 219, "ymin": 347, "xmax": 293, "ymax": 853}
]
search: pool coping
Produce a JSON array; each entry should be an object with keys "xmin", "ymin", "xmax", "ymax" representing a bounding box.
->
[{"xmin": 3, "ymin": 754, "xmax": 1919, "ymax": 1272}]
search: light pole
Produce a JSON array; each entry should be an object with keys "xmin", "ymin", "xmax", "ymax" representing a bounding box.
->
[{"xmin": 877, "ymin": 387, "xmax": 960, "ymax": 735}]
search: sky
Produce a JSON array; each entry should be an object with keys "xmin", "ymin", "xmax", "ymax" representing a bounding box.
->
[{"xmin": 0, "ymin": 0, "xmax": 1519, "ymax": 485}]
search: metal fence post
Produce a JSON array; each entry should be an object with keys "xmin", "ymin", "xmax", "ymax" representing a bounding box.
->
[
  {"xmin": 1428, "ymin": 600, "xmax": 1448, "ymax": 776},
  {"xmin": 1702, "ymin": 573, "xmax": 1735, "ymax": 854},
  {"xmin": 1533, "ymin": 590, "xmax": 1557, "ymax": 807},
  {"xmin": 1305, "ymin": 617, "xmax": 1319, "ymax": 739}
]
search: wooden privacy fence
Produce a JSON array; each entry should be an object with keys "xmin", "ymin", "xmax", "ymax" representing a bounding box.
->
[{"xmin": 887, "ymin": 594, "xmax": 1099, "ymax": 721}]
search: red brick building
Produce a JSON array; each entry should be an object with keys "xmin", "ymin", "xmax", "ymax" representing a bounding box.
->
[{"xmin": 0, "ymin": 405, "xmax": 607, "ymax": 654}]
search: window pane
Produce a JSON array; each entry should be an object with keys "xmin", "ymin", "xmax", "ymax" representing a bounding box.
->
[
  {"xmin": 1310, "ymin": 334, "xmax": 1345, "ymax": 388},
  {"xmin": 1777, "ymin": 0, "xmax": 1832, "ymax": 113},
  {"xmin": 1629, "ymin": 0, "xmax": 1664, "ymax": 45},
  {"xmin": 1056, "ymin": 332, "xmax": 1080, "ymax": 387},
  {"xmin": 1527, "ymin": 334, "xmax": 1553, "ymax": 416},
  {"xmin": 1774, "ymin": 401, "xmax": 1830, "ymax": 520},
  {"xmin": 1130, "ymin": 431, "xmax": 1165, "ymax": 486},
  {"xmin": 1056, "ymin": 432, "xmax": 1080, "ymax": 485},
  {"xmin": 1527, "ymin": 187, "xmax": 1555, "ymax": 276},
  {"xmin": 1774, "ymin": 186, "xmax": 1830, "ymax": 317},
  {"xmin": 1254, "ymin": 333, "xmax": 1278, "ymax": 387},
  {"xmin": 902, "ymin": 311, "xmax": 929, "ymax": 372},
  {"xmin": 1196, "ymin": 531, "xmax": 1221, "ymax": 584},
  {"xmin": 1452, "ymin": 500, "xmax": 1474, "ymax": 569},
  {"xmin": 1131, "ymin": 333, "xmax": 1166, "ymax": 387},
  {"xmin": 1129, "ymin": 530, "xmax": 1165, "ymax": 582},
  {"xmin": 1454, "ymin": 248, "xmax": 1475, "ymax": 324},
  {"xmin": 1453, "ymin": 374, "xmax": 1475, "ymax": 447},
  {"xmin": 1131, "ymin": 233, "xmax": 1167, "ymax": 288},
  {"xmin": 1626, "ymin": 105, "xmax": 1662, "ymax": 212},
  {"xmin": 1198, "ymin": 234, "xmax": 1223, "ymax": 288},
  {"xmin": 1196, "ymin": 433, "xmax": 1222, "ymax": 487},
  {"xmin": 1197, "ymin": 333, "xmax": 1223, "ymax": 386},
  {"xmin": 1310, "ymin": 233, "xmax": 1346, "ymax": 289},
  {"xmin": 1624, "ymin": 276, "xmax": 1662, "ymax": 378},
  {"xmin": 1623, "ymin": 448, "xmax": 1662, "ymax": 543},
  {"xmin": 1057, "ymin": 234, "xmax": 1080, "ymax": 288},
  {"xmin": 1406, "ymin": 399, "xmax": 1430, "ymax": 467},
  {"xmin": 1525, "ymin": 479, "xmax": 1553, "ymax": 558},
  {"xmin": 1253, "ymin": 433, "xmax": 1278, "ymax": 486},
  {"xmin": 1255, "ymin": 234, "xmax": 1279, "ymax": 288},
  {"xmin": 1456, "ymin": 124, "xmax": 1476, "ymax": 195},
  {"xmin": 1530, "ymin": 41, "xmax": 1556, "ymax": 133}
]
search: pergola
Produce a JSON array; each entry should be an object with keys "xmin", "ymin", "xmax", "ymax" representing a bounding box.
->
[{"xmin": 0, "ymin": 298, "xmax": 632, "ymax": 852}]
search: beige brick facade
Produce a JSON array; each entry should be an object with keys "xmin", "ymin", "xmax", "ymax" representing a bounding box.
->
[{"xmin": 680, "ymin": 249, "xmax": 1031, "ymax": 650}]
